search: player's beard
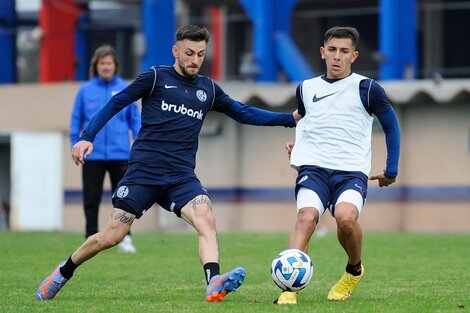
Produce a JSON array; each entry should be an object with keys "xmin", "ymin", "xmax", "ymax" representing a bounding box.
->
[{"xmin": 177, "ymin": 62, "xmax": 199, "ymax": 78}]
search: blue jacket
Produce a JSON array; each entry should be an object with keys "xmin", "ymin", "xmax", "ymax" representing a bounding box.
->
[{"xmin": 69, "ymin": 75, "xmax": 141, "ymax": 160}]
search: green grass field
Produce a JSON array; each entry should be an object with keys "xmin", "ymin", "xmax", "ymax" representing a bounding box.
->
[{"xmin": 1, "ymin": 231, "xmax": 468, "ymax": 313}]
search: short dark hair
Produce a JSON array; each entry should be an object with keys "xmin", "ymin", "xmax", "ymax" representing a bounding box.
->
[
  {"xmin": 175, "ymin": 25, "xmax": 210, "ymax": 43},
  {"xmin": 324, "ymin": 26, "xmax": 360, "ymax": 48},
  {"xmin": 89, "ymin": 44, "xmax": 119, "ymax": 78}
]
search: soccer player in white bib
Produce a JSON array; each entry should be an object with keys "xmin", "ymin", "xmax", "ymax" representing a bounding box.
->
[{"xmin": 275, "ymin": 26, "xmax": 400, "ymax": 304}]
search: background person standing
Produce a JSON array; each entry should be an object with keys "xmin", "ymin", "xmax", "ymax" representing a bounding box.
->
[{"xmin": 69, "ymin": 44, "xmax": 141, "ymax": 253}]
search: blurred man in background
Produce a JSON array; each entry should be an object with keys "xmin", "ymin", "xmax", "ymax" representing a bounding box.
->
[{"xmin": 69, "ymin": 44, "xmax": 141, "ymax": 253}]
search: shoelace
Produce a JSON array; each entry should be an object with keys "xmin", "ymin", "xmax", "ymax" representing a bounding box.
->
[{"xmin": 336, "ymin": 274, "xmax": 358, "ymax": 292}]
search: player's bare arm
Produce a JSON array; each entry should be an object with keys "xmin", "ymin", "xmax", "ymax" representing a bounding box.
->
[
  {"xmin": 71, "ymin": 140, "xmax": 94, "ymax": 166},
  {"xmin": 369, "ymin": 170, "xmax": 396, "ymax": 187}
]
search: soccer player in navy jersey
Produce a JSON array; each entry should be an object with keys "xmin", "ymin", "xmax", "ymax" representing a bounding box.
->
[
  {"xmin": 36, "ymin": 25, "xmax": 300, "ymax": 302},
  {"xmin": 275, "ymin": 26, "xmax": 400, "ymax": 305}
]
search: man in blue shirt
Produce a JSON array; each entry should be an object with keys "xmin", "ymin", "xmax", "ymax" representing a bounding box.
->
[
  {"xmin": 36, "ymin": 25, "xmax": 299, "ymax": 302},
  {"xmin": 69, "ymin": 45, "xmax": 140, "ymax": 253},
  {"xmin": 275, "ymin": 26, "xmax": 400, "ymax": 305}
]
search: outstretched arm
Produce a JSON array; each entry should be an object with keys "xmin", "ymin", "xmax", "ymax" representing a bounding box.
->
[
  {"xmin": 219, "ymin": 99, "xmax": 296, "ymax": 127},
  {"xmin": 211, "ymin": 81, "xmax": 296, "ymax": 127}
]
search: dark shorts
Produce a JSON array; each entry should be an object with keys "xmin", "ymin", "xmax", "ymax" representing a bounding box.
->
[
  {"xmin": 112, "ymin": 165, "xmax": 209, "ymax": 218},
  {"xmin": 295, "ymin": 165, "xmax": 368, "ymax": 216}
]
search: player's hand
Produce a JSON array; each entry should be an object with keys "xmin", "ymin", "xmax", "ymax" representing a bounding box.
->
[
  {"xmin": 292, "ymin": 109, "xmax": 302, "ymax": 125},
  {"xmin": 369, "ymin": 169, "xmax": 396, "ymax": 187},
  {"xmin": 71, "ymin": 140, "xmax": 93, "ymax": 166},
  {"xmin": 285, "ymin": 142, "xmax": 295, "ymax": 160}
]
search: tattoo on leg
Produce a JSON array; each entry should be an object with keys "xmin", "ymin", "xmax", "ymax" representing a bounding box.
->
[
  {"xmin": 112, "ymin": 209, "xmax": 135, "ymax": 226},
  {"xmin": 189, "ymin": 196, "xmax": 212, "ymax": 210}
]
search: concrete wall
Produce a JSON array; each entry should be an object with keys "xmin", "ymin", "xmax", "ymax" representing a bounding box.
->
[{"xmin": 0, "ymin": 81, "xmax": 469, "ymax": 233}]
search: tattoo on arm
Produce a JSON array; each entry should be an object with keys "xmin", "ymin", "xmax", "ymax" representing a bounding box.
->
[
  {"xmin": 189, "ymin": 195, "xmax": 212, "ymax": 210},
  {"xmin": 112, "ymin": 209, "xmax": 136, "ymax": 226}
]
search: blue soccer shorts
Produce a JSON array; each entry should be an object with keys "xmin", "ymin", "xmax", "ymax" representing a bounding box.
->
[
  {"xmin": 295, "ymin": 165, "xmax": 368, "ymax": 217},
  {"xmin": 112, "ymin": 168, "xmax": 210, "ymax": 218}
]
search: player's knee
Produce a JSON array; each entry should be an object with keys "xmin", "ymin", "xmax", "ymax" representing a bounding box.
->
[
  {"xmin": 199, "ymin": 206, "xmax": 216, "ymax": 226},
  {"xmin": 297, "ymin": 208, "xmax": 318, "ymax": 228},
  {"xmin": 190, "ymin": 207, "xmax": 215, "ymax": 236},
  {"xmin": 335, "ymin": 211, "xmax": 358, "ymax": 232}
]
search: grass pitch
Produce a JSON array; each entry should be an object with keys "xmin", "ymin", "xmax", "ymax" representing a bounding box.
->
[{"xmin": 0, "ymin": 231, "xmax": 468, "ymax": 313}]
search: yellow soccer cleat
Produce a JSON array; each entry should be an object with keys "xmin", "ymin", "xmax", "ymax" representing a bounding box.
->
[
  {"xmin": 274, "ymin": 291, "xmax": 298, "ymax": 305},
  {"xmin": 327, "ymin": 265, "xmax": 365, "ymax": 301}
]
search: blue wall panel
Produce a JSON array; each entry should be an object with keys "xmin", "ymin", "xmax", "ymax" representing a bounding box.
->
[{"xmin": 0, "ymin": 0, "xmax": 16, "ymax": 84}]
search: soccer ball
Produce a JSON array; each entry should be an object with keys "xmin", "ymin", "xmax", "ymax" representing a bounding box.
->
[{"xmin": 271, "ymin": 248, "xmax": 313, "ymax": 291}]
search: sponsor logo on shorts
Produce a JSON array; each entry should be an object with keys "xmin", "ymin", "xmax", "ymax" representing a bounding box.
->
[
  {"xmin": 170, "ymin": 202, "xmax": 176, "ymax": 212},
  {"xmin": 161, "ymin": 100, "xmax": 203, "ymax": 120},
  {"xmin": 116, "ymin": 186, "xmax": 129, "ymax": 198},
  {"xmin": 299, "ymin": 175, "xmax": 308, "ymax": 184}
]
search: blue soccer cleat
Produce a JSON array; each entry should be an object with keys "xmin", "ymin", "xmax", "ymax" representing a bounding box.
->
[
  {"xmin": 35, "ymin": 261, "xmax": 69, "ymax": 300},
  {"xmin": 205, "ymin": 267, "xmax": 246, "ymax": 302}
]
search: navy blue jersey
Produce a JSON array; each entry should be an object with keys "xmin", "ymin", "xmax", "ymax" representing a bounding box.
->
[{"xmin": 81, "ymin": 66, "xmax": 295, "ymax": 174}]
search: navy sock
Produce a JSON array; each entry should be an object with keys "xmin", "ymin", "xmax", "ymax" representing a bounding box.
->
[
  {"xmin": 346, "ymin": 261, "xmax": 362, "ymax": 276},
  {"xmin": 60, "ymin": 256, "xmax": 78, "ymax": 279},
  {"xmin": 204, "ymin": 262, "xmax": 220, "ymax": 284}
]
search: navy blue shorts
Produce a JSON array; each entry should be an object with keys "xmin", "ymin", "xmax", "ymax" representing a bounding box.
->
[
  {"xmin": 295, "ymin": 165, "xmax": 368, "ymax": 216},
  {"xmin": 112, "ymin": 165, "xmax": 209, "ymax": 218}
]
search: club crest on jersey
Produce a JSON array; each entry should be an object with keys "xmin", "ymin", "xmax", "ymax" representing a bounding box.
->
[
  {"xmin": 196, "ymin": 90, "xmax": 207, "ymax": 102},
  {"xmin": 116, "ymin": 186, "xmax": 129, "ymax": 198}
]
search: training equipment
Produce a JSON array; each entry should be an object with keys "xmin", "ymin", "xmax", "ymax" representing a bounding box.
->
[
  {"xmin": 327, "ymin": 265, "xmax": 365, "ymax": 301},
  {"xmin": 271, "ymin": 249, "xmax": 313, "ymax": 291},
  {"xmin": 35, "ymin": 261, "xmax": 69, "ymax": 300},
  {"xmin": 205, "ymin": 267, "xmax": 246, "ymax": 302}
]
